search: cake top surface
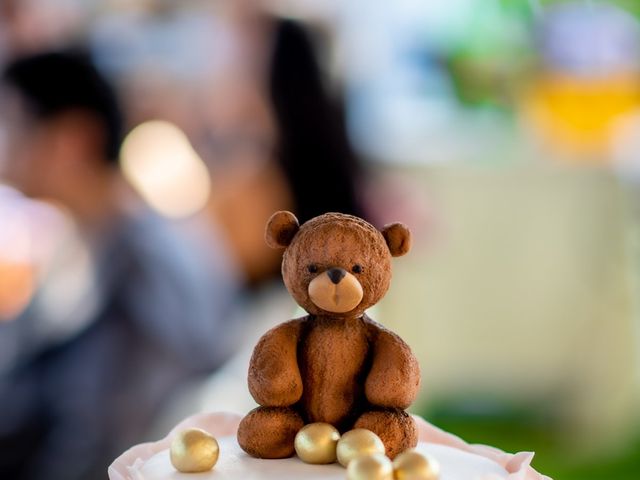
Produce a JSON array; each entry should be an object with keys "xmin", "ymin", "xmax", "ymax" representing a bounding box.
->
[
  {"xmin": 129, "ymin": 435, "xmax": 508, "ymax": 480},
  {"xmin": 108, "ymin": 412, "xmax": 549, "ymax": 480}
]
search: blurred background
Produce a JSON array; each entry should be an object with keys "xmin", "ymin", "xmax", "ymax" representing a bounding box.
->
[{"xmin": 1, "ymin": 0, "xmax": 640, "ymax": 479}]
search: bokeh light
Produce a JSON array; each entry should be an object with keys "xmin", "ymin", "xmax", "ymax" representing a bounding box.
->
[{"xmin": 120, "ymin": 120, "xmax": 212, "ymax": 218}]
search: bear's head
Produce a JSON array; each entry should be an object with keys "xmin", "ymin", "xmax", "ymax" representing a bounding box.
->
[{"xmin": 265, "ymin": 211, "xmax": 411, "ymax": 317}]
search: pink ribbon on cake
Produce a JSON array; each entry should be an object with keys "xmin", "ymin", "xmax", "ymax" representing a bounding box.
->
[{"xmin": 108, "ymin": 412, "xmax": 551, "ymax": 480}]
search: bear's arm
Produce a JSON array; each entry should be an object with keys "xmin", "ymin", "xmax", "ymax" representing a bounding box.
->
[
  {"xmin": 364, "ymin": 325, "xmax": 421, "ymax": 409},
  {"xmin": 247, "ymin": 319, "xmax": 304, "ymax": 407}
]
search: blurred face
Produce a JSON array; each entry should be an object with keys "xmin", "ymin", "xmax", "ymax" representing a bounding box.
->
[{"xmin": 0, "ymin": 87, "xmax": 54, "ymax": 198}]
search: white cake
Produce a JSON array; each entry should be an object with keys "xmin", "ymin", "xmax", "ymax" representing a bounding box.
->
[
  {"xmin": 109, "ymin": 413, "xmax": 547, "ymax": 480},
  {"xmin": 127, "ymin": 435, "xmax": 508, "ymax": 480}
]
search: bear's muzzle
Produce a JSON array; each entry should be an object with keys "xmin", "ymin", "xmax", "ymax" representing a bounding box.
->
[{"xmin": 308, "ymin": 268, "xmax": 364, "ymax": 313}]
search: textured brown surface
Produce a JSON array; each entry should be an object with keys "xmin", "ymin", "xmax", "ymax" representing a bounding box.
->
[
  {"xmin": 354, "ymin": 409, "xmax": 418, "ymax": 459},
  {"xmin": 281, "ymin": 212, "xmax": 398, "ymax": 318},
  {"xmin": 265, "ymin": 210, "xmax": 299, "ymax": 249},
  {"xmin": 239, "ymin": 212, "xmax": 420, "ymax": 459},
  {"xmin": 364, "ymin": 327, "xmax": 421, "ymax": 409},
  {"xmin": 381, "ymin": 223, "xmax": 412, "ymax": 257},
  {"xmin": 247, "ymin": 320, "xmax": 304, "ymax": 406},
  {"xmin": 299, "ymin": 315, "xmax": 371, "ymax": 428},
  {"xmin": 237, "ymin": 407, "xmax": 305, "ymax": 458}
]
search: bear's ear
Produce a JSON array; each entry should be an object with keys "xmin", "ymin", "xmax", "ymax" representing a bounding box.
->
[
  {"xmin": 381, "ymin": 222, "xmax": 411, "ymax": 257},
  {"xmin": 265, "ymin": 211, "xmax": 300, "ymax": 249}
]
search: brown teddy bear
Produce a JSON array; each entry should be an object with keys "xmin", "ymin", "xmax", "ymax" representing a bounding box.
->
[{"xmin": 237, "ymin": 211, "xmax": 420, "ymax": 460}]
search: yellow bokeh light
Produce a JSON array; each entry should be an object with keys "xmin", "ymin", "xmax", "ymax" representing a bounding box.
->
[{"xmin": 120, "ymin": 120, "xmax": 211, "ymax": 218}]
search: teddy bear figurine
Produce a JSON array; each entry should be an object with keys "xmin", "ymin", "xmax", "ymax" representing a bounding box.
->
[{"xmin": 237, "ymin": 211, "xmax": 421, "ymax": 460}]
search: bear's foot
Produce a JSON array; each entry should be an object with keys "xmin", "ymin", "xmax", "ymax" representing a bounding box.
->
[
  {"xmin": 353, "ymin": 408, "xmax": 417, "ymax": 459},
  {"xmin": 237, "ymin": 406, "xmax": 304, "ymax": 458}
]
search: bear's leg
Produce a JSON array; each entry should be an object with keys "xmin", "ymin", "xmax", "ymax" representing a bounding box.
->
[
  {"xmin": 353, "ymin": 408, "xmax": 417, "ymax": 459},
  {"xmin": 237, "ymin": 406, "xmax": 304, "ymax": 458}
]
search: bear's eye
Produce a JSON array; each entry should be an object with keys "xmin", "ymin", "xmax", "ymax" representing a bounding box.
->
[
  {"xmin": 308, "ymin": 264, "xmax": 318, "ymax": 274},
  {"xmin": 352, "ymin": 264, "xmax": 363, "ymax": 274}
]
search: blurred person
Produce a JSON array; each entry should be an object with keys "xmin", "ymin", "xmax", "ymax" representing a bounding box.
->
[
  {"xmin": 269, "ymin": 19, "xmax": 363, "ymax": 223},
  {"xmin": 0, "ymin": 49, "xmax": 242, "ymax": 480},
  {"xmin": 197, "ymin": 5, "xmax": 366, "ymax": 284},
  {"xmin": 89, "ymin": 2, "xmax": 365, "ymax": 285}
]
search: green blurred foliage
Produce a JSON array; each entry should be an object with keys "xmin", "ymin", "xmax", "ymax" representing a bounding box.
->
[
  {"xmin": 445, "ymin": 0, "xmax": 536, "ymax": 109},
  {"xmin": 539, "ymin": 0, "xmax": 640, "ymax": 18},
  {"xmin": 423, "ymin": 400, "xmax": 640, "ymax": 479}
]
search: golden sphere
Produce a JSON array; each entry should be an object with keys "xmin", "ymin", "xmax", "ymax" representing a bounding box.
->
[
  {"xmin": 170, "ymin": 428, "xmax": 219, "ymax": 473},
  {"xmin": 336, "ymin": 428, "xmax": 385, "ymax": 467},
  {"xmin": 393, "ymin": 449, "xmax": 440, "ymax": 480},
  {"xmin": 294, "ymin": 422, "xmax": 341, "ymax": 464},
  {"xmin": 347, "ymin": 452, "xmax": 394, "ymax": 480}
]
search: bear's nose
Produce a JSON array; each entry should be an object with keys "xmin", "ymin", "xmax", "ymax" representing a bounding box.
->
[{"xmin": 327, "ymin": 268, "xmax": 346, "ymax": 285}]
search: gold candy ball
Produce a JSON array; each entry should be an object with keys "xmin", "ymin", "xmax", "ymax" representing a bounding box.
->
[
  {"xmin": 393, "ymin": 449, "xmax": 440, "ymax": 480},
  {"xmin": 170, "ymin": 428, "xmax": 219, "ymax": 473},
  {"xmin": 294, "ymin": 422, "xmax": 341, "ymax": 464},
  {"xmin": 336, "ymin": 428, "xmax": 386, "ymax": 467},
  {"xmin": 347, "ymin": 452, "xmax": 394, "ymax": 480}
]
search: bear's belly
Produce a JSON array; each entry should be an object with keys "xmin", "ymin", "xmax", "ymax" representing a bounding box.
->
[{"xmin": 298, "ymin": 317, "xmax": 370, "ymax": 428}]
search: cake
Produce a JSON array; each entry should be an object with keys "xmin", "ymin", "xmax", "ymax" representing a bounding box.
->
[
  {"xmin": 124, "ymin": 437, "xmax": 507, "ymax": 479},
  {"xmin": 109, "ymin": 412, "xmax": 547, "ymax": 480}
]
